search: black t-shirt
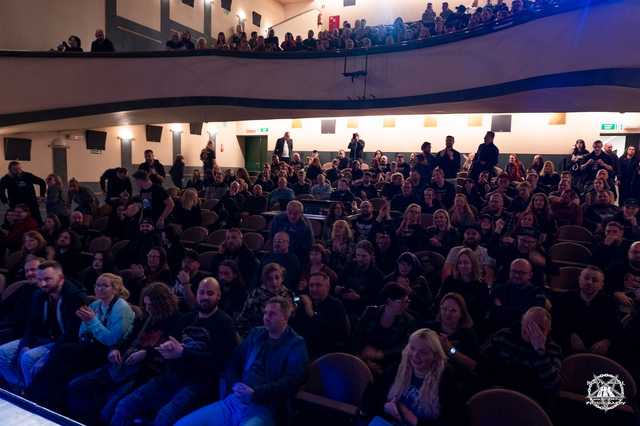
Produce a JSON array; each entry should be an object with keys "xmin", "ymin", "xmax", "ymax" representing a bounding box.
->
[{"xmin": 139, "ymin": 184, "xmax": 169, "ymax": 222}]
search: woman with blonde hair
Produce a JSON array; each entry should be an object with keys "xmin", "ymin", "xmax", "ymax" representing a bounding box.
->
[
  {"xmin": 328, "ymin": 219, "xmax": 355, "ymax": 275},
  {"xmin": 45, "ymin": 174, "xmax": 68, "ymax": 220},
  {"xmin": 425, "ymin": 209, "xmax": 459, "ymax": 256},
  {"xmin": 448, "ymin": 194, "xmax": 476, "ymax": 228},
  {"xmin": 538, "ymin": 160, "xmax": 560, "ymax": 193},
  {"xmin": 173, "ymin": 188, "xmax": 202, "ymax": 228},
  {"xmin": 369, "ymin": 328, "xmax": 464, "ymax": 426}
]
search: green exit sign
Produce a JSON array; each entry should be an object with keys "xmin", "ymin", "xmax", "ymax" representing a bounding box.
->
[
  {"xmin": 601, "ymin": 123, "xmax": 618, "ymax": 131},
  {"xmin": 259, "ymin": 127, "xmax": 269, "ymax": 132}
]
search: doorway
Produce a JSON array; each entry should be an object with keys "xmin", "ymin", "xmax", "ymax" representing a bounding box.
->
[
  {"xmin": 240, "ymin": 136, "xmax": 268, "ymax": 173},
  {"xmin": 52, "ymin": 147, "xmax": 68, "ymax": 184}
]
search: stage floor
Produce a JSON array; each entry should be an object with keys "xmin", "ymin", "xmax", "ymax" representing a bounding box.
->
[{"xmin": 0, "ymin": 389, "xmax": 83, "ymax": 426}]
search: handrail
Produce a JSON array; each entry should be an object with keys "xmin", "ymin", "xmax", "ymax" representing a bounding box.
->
[
  {"xmin": 269, "ymin": 7, "xmax": 321, "ymax": 30},
  {"xmin": 0, "ymin": 0, "xmax": 618, "ymax": 60}
]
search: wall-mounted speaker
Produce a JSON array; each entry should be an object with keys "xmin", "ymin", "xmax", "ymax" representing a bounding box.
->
[
  {"xmin": 190, "ymin": 123, "xmax": 203, "ymax": 135},
  {"xmin": 321, "ymin": 119, "xmax": 336, "ymax": 134},
  {"xmin": 221, "ymin": 0, "xmax": 232, "ymax": 12},
  {"xmin": 4, "ymin": 138, "xmax": 32, "ymax": 161},
  {"xmin": 181, "ymin": 0, "xmax": 195, "ymax": 7},
  {"xmin": 145, "ymin": 125, "xmax": 163, "ymax": 142},
  {"xmin": 491, "ymin": 115, "xmax": 512, "ymax": 132}
]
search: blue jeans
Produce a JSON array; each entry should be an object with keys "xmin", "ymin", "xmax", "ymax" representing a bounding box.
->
[
  {"xmin": 175, "ymin": 394, "xmax": 275, "ymax": 426},
  {"xmin": 0, "ymin": 339, "xmax": 52, "ymax": 388},
  {"xmin": 111, "ymin": 375, "xmax": 210, "ymax": 426},
  {"xmin": 368, "ymin": 416, "xmax": 395, "ymax": 426}
]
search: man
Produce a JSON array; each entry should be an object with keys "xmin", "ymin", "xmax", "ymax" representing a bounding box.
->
[
  {"xmin": 200, "ymin": 141, "xmax": 216, "ymax": 172},
  {"xmin": 603, "ymin": 142, "xmax": 619, "ymax": 170},
  {"xmin": 619, "ymin": 146, "xmax": 638, "ymax": 203},
  {"xmin": 591, "ymin": 221, "xmax": 629, "ymax": 274},
  {"xmin": 111, "ymin": 278, "xmax": 238, "ymax": 426},
  {"xmin": 132, "ymin": 170, "xmax": 174, "ymax": 228},
  {"xmin": 443, "ymin": 225, "xmax": 495, "ymax": 282},
  {"xmin": 470, "ymin": 131, "xmax": 499, "ymax": 180},
  {"xmin": 606, "ymin": 241, "xmax": 640, "ymax": 306},
  {"xmin": 291, "ymin": 272, "xmax": 350, "ymax": 359},
  {"xmin": 100, "ymin": 167, "xmax": 132, "ymax": 205},
  {"xmin": 492, "ymin": 228, "xmax": 548, "ymax": 286},
  {"xmin": 480, "ymin": 307, "xmax": 562, "ymax": 408},
  {"xmin": 166, "ymin": 32, "xmax": 183, "ymax": 50},
  {"xmin": 269, "ymin": 200, "xmax": 314, "ymax": 259},
  {"xmin": 176, "ymin": 297, "xmax": 308, "ymax": 426},
  {"xmin": 67, "ymin": 178, "xmax": 99, "ymax": 216},
  {"xmin": 488, "ymin": 259, "xmax": 548, "ymax": 332},
  {"xmin": 373, "ymin": 229, "xmax": 398, "ymax": 275},
  {"xmin": 382, "ymin": 173, "xmax": 404, "ymax": 200},
  {"xmin": 290, "ymin": 153, "xmax": 303, "ymax": 169},
  {"xmin": 274, "ymin": 132, "xmax": 293, "ymax": 164},
  {"xmin": 90, "ymin": 29, "xmax": 115, "ymax": 52},
  {"xmin": 552, "ymin": 266, "xmax": 618, "ymax": 356},
  {"xmin": 352, "ymin": 200, "xmax": 376, "ymax": 242},
  {"xmin": 353, "ymin": 172, "xmax": 378, "ymax": 200},
  {"xmin": 120, "ymin": 218, "xmax": 162, "ymax": 268},
  {"xmin": 581, "ymin": 140, "xmax": 615, "ymax": 183},
  {"xmin": 583, "ymin": 191, "xmax": 619, "ymax": 233},
  {"xmin": 437, "ymin": 135, "xmax": 461, "ymax": 179},
  {"xmin": 390, "ymin": 180, "xmax": 417, "ymax": 213},
  {"xmin": 138, "ymin": 149, "xmax": 166, "ymax": 178},
  {"xmin": 337, "ymin": 150, "xmax": 350, "ymax": 170},
  {"xmin": 261, "ymin": 232, "xmax": 301, "ymax": 290},
  {"xmin": 348, "ymin": 133, "xmax": 365, "ymax": 161},
  {"xmin": 173, "ymin": 249, "xmax": 210, "ymax": 312},
  {"xmin": 209, "ymin": 228, "xmax": 260, "ymax": 286},
  {"xmin": 244, "ymin": 184, "xmax": 267, "ymax": 215},
  {"xmin": 0, "ymin": 257, "xmax": 43, "ymax": 343},
  {"xmin": 396, "ymin": 154, "xmax": 411, "ymax": 178},
  {"xmin": 330, "ymin": 178, "xmax": 356, "ymax": 212},
  {"xmin": 418, "ymin": 142, "xmax": 437, "ymax": 182},
  {"xmin": 268, "ymin": 177, "xmax": 295, "ymax": 210},
  {"xmin": 181, "ymin": 31, "xmax": 195, "ymax": 50},
  {"xmin": 428, "ymin": 167, "xmax": 456, "ymax": 209},
  {"xmin": 302, "ymin": 30, "xmax": 317, "ymax": 50},
  {"xmin": 204, "ymin": 169, "xmax": 229, "ymax": 200},
  {"xmin": 612, "ymin": 197, "xmax": 640, "ymax": 240},
  {"xmin": 0, "ymin": 261, "xmax": 86, "ymax": 391},
  {"xmin": 509, "ymin": 182, "xmax": 532, "ymax": 214},
  {"xmin": 0, "ymin": 161, "xmax": 46, "ymax": 224}
]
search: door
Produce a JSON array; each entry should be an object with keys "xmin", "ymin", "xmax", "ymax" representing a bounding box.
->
[
  {"xmin": 243, "ymin": 136, "xmax": 268, "ymax": 173},
  {"xmin": 52, "ymin": 147, "xmax": 68, "ymax": 184},
  {"xmin": 121, "ymin": 138, "xmax": 133, "ymax": 172}
]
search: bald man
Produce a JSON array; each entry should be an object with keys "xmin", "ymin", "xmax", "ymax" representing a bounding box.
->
[
  {"xmin": 269, "ymin": 200, "xmax": 314, "ymax": 259},
  {"xmin": 111, "ymin": 277, "xmax": 238, "ymax": 426},
  {"xmin": 479, "ymin": 307, "xmax": 562, "ymax": 408}
]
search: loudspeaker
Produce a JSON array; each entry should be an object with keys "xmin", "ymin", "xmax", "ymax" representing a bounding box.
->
[
  {"xmin": 491, "ymin": 115, "xmax": 512, "ymax": 132},
  {"xmin": 190, "ymin": 123, "xmax": 203, "ymax": 135},
  {"xmin": 4, "ymin": 138, "xmax": 32, "ymax": 161},
  {"xmin": 321, "ymin": 119, "xmax": 336, "ymax": 134},
  {"xmin": 85, "ymin": 130, "xmax": 107, "ymax": 150},
  {"xmin": 181, "ymin": 0, "xmax": 195, "ymax": 7},
  {"xmin": 145, "ymin": 125, "xmax": 163, "ymax": 142}
]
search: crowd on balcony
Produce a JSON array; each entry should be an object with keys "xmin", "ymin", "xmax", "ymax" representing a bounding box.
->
[{"xmin": 0, "ymin": 126, "xmax": 637, "ymax": 425}]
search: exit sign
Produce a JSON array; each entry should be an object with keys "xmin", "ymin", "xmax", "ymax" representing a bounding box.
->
[
  {"xmin": 259, "ymin": 127, "xmax": 269, "ymax": 132},
  {"xmin": 601, "ymin": 123, "xmax": 618, "ymax": 131}
]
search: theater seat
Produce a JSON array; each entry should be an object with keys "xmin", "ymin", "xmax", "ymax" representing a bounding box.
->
[
  {"xmin": 547, "ymin": 266, "xmax": 584, "ymax": 293},
  {"xmin": 556, "ymin": 225, "xmax": 593, "ymax": 246},
  {"xmin": 549, "ymin": 242, "xmax": 592, "ymax": 267},
  {"xmin": 200, "ymin": 209, "xmax": 219, "ymax": 228},
  {"xmin": 241, "ymin": 215, "xmax": 267, "ymax": 232},
  {"xmin": 467, "ymin": 388, "xmax": 552, "ymax": 426},
  {"xmin": 180, "ymin": 226, "xmax": 209, "ymax": 246},
  {"xmin": 296, "ymin": 353, "xmax": 373, "ymax": 419},
  {"xmin": 88, "ymin": 235, "xmax": 112, "ymax": 253},
  {"xmin": 243, "ymin": 232, "xmax": 265, "ymax": 252},
  {"xmin": 202, "ymin": 199, "xmax": 219, "ymax": 210}
]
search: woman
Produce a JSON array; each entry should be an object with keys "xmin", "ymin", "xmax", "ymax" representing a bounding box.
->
[
  {"xmin": 448, "ymin": 194, "xmax": 476, "ymax": 228},
  {"xmin": 169, "ymin": 155, "xmax": 185, "ymax": 189},
  {"xmin": 53, "ymin": 230, "xmax": 82, "ymax": 278},
  {"xmin": 129, "ymin": 247, "xmax": 173, "ymax": 304},
  {"xmin": 172, "ymin": 188, "xmax": 202, "ymax": 229},
  {"xmin": 428, "ymin": 293, "xmax": 479, "ymax": 373},
  {"xmin": 419, "ymin": 188, "xmax": 441, "ymax": 215},
  {"xmin": 236, "ymin": 168, "xmax": 251, "ymax": 187},
  {"xmin": 460, "ymin": 178, "xmax": 483, "ymax": 210},
  {"xmin": 281, "ymin": 32, "xmax": 297, "ymax": 51},
  {"xmin": 569, "ymin": 139, "xmax": 589, "ymax": 178},
  {"xmin": 438, "ymin": 249, "xmax": 489, "ymax": 327},
  {"xmin": 338, "ymin": 240, "xmax": 385, "ymax": 319},
  {"xmin": 40, "ymin": 214, "xmax": 62, "ymax": 245},
  {"xmin": 78, "ymin": 251, "xmax": 117, "ymax": 295},
  {"xmin": 368, "ymin": 328, "xmax": 464, "ymax": 426},
  {"xmin": 185, "ymin": 170, "xmax": 204, "ymax": 193},
  {"xmin": 60, "ymin": 35, "xmax": 83, "ymax": 52},
  {"xmin": 504, "ymin": 154, "xmax": 526, "ymax": 182},
  {"xmin": 67, "ymin": 282, "xmax": 180, "ymax": 425},
  {"xmin": 323, "ymin": 201, "xmax": 347, "ymax": 241},
  {"xmin": 8, "ymin": 231, "xmax": 49, "ymax": 282},
  {"xmin": 45, "ymin": 174, "xmax": 68, "ymax": 222},
  {"xmin": 216, "ymin": 260, "xmax": 248, "ymax": 321},
  {"xmin": 299, "ymin": 243, "xmax": 338, "ymax": 292},
  {"xmin": 327, "ymin": 220, "xmax": 355, "ymax": 275},
  {"xmin": 425, "ymin": 209, "xmax": 459, "ymax": 256},
  {"xmin": 29, "ymin": 273, "xmax": 135, "ymax": 411},
  {"xmin": 395, "ymin": 203, "xmax": 427, "ymax": 253},
  {"xmin": 529, "ymin": 155, "xmax": 544, "ymax": 175},
  {"xmin": 214, "ymin": 32, "xmax": 228, "ymax": 49},
  {"xmin": 307, "ymin": 157, "xmax": 323, "ymax": 183},
  {"xmin": 584, "ymin": 177, "xmax": 610, "ymax": 205},
  {"xmin": 385, "ymin": 252, "xmax": 433, "ymax": 322},
  {"xmin": 524, "ymin": 192, "xmax": 557, "ymax": 244},
  {"xmin": 354, "ymin": 283, "xmax": 416, "ymax": 376},
  {"xmin": 538, "ymin": 161, "xmax": 560, "ymax": 193},
  {"xmin": 235, "ymin": 263, "xmax": 293, "ymax": 336}
]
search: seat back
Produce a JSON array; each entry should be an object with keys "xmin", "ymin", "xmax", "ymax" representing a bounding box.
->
[
  {"xmin": 4, "ymin": 251, "xmax": 23, "ymax": 271},
  {"xmin": 207, "ymin": 229, "xmax": 228, "ymax": 246},
  {"xmin": 302, "ymin": 353, "xmax": 373, "ymax": 406},
  {"xmin": 242, "ymin": 215, "xmax": 267, "ymax": 232},
  {"xmin": 88, "ymin": 235, "xmax": 112, "ymax": 253},
  {"xmin": 202, "ymin": 199, "xmax": 219, "ymax": 210},
  {"xmin": 369, "ymin": 198, "xmax": 386, "ymax": 212},
  {"xmin": 200, "ymin": 209, "xmax": 219, "ymax": 227},
  {"xmin": 181, "ymin": 226, "xmax": 209, "ymax": 244},
  {"xmin": 560, "ymin": 354, "xmax": 637, "ymax": 399},
  {"xmin": 468, "ymin": 388, "xmax": 553, "ymax": 426},
  {"xmin": 557, "ymin": 225, "xmax": 593, "ymax": 245},
  {"xmin": 309, "ymin": 220, "xmax": 322, "ymax": 239},
  {"xmin": 421, "ymin": 213, "xmax": 433, "ymax": 228},
  {"xmin": 197, "ymin": 251, "xmax": 218, "ymax": 272},
  {"xmin": 111, "ymin": 239, "xmax": 130, "ymax": 257},
  {"xmin": 244, "ymin": 232, "xmax": 265, "ymax": 252},
  {"xmin": 414, "ymin": 250, "xmax": 445, "ymax": 275},
  {"xmin": 549, "ymin": 242, "xmax": 592, "ymax": 266},
  {"xmin": 90, "ymin": 216, "xmax": 109, "ymax": 233},
  {"xmin": 548, "ymin": 266, "xmax": 584, "ymax": 292}
]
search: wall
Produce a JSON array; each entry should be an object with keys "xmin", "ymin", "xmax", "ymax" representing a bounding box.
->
[
  {"xmin": 0, "ymin": 0, "xmax": 106, "ymax": 51},
  {"xmin": 117, "ymin": 0, "xmax": 162, "ymax": 31},
  {"xmin": 212, "ymin": 0, "xmax": 285, "ymax": 38},
  {"xmin": 273, "ymin": 9, "xmax": 320, "ymax": 43}
]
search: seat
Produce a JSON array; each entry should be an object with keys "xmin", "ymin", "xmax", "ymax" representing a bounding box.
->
[
  {"xmin": 197, "ymin": 251, "xmax": 218, "ymax": 272},
  {"xmin": 1, "ymin": 279, "xmax": 29, "ymax": 302},
  {"xmin": 369, "ymin": 197, "xmax": 386, "ymax": 211},
  {"xmin": 549, "ymin": 242, "xmax": 592, "ymax": 267},
  {"xmin": 4, "ymin": 251, "xmax": 23, "ymax": 272},
  {"xmin": 241, "ymin": 215, "xmax": 267, "ymax": 232},
  {"xmin": 88, "ymin": 236, "xmax": 112, "ymax": 253},
  {"xmin": 309, "ymin": 220, "xmax": 323, "ymax": 239},
  {"xmin": 90, "ymin": 216, "xmax": 109, "ymax": 233},
  {"xmin": 180, "ymin": 226, "xmax": 209, "ymax": 246},
  {"xmin": 97, "ymin": 204, "xmax": 112, "ymax": 218},
  {"xmin": 202, "ymin": 199, "xmax": 219, "ymax": 210},
  {"xmin": 200, "ymin": 209, "xmax": 219, "ymax": 227},
  {"xmin": 548, "ymin": 266, "xmax": 583, "ymax": 292},
  {"xmin": 420, "ymin": 213, "xmax": 433, "ymax": 228},
  {"xmin": 111, "ymin": 239, "xmax": 130, "ymax": 257},
  {"xmin": 414, "ymin": 250, "xmax": 445, "ymax": 275},
  {"xmin": 557, "ymin": 225, "xmax": 593, "ymax": 245},
  {"xmin": 297, "ymin": 353, "xmax": 373, "ymax": 418},
  {"xmin": 467, "ymin": 388, "xmax": 552, "ymax": 426},
  {"xmin": 296, "ymin": 194, "xmax": 315, "ymax": 201},
  {"xmin": 206, "ymin": 229, "xmax": 228, "ymax": 246},
  {"xmin": 244, "ymin": 232, "xmax": 265, "ymax": 252}
]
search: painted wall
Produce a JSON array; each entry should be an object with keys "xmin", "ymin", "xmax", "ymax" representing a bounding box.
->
[
  {"xmin": 212, "ymin": 0, "xmax": 285, "ymax": 38},
  {"xmin": 170, "ymin": 0, "xmax": 205, "ymax": 33},
  {"xmin": 0, "ymin": 0, "xmax": 106, "ymax": 51},
  {"xmin": 273, "ymin": 9, "xmax": 320, "ymax": 43},
  {"xmin": 117, "ymin": 0, "xmax": 161, "ymax": 31}
]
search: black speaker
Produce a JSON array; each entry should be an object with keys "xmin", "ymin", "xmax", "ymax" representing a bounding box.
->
[
  {"xmin": 190, "ymin": 123, "xmax": 203, "ymax": 135},
  {"xmin": 85, "ymin": 130, "xmax": 107, "ymax": 150},
  {"xmin": 221, "ymin": 0, "xmax": 232, "ymax": 11},
  {"xmin": 252, "ymin": 12, "xmax": 262, "ymax": 27},
  {"xmin": 321, "ymin": 119, "xmax": 336, "ymax": 134},
  {"xmin": 344, "ymin": 0, "xmax": 356, "ymax": 6},
  {"xmin": 4, "ymin": 138, "xmax": 31, "ymax": 161},
  {"xmin": 491, "ymin": 115, "xmax": 512, "ymax": 132},
  {"xmin": 145, "ymin": 125, "xmax": 163, "ymax": 142},
  {"xmin": 181, "ymin": 0, "xmax": 195, "ymax": 6}
]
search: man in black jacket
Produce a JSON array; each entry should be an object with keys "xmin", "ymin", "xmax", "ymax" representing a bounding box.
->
[
  {"xmin": 470, "ymin": 131, "xmax": 499, "ymax": 180},
  {"xmin": 90, "ymin": 29, "xmax": 115, "ymax": 52},
  {"xmin": 138, "ymin": 149, "xmax": 167, "ymax": 178},
  {"xmin": 0, "ymin": 161, "xmax": 46, "ymax": 224},
  {"xmin": 274, "ymin": 132, "xmax": 293, "ymax": 164},
  {"xmin": 0, "ymin": 261, "xmax": 86, "ymax": 390},
  {"xmin": 209, "ymin": 228, "xmax": 260, "ymax": 286},
  {"xmin": 100, "ymin": 167, "xmax": 132, "ymax": 204},
  {"xmin": 111, "ymin": 278, "xmax": 238, "ymax": 426}
]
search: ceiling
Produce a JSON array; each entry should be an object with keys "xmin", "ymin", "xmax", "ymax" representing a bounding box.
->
[{"xmin": 0, "ymin": 85, "xmax": 637, "ymax": 136}]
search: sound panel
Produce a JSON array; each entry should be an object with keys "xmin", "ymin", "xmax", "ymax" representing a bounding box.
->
[
  {"xmin": 321, "ymin": 119, "xmax": 336, "ymax": 134},
  {"xmin": 145, "ymin": 125, "xmax": 163, "ymax": 142},
  {"xmin": 85, "ymin": 130, "xmax": 107, "ymax": 150},
  {"xmin": 4, "ymin": 138, "xmax": 31, "ymax": 161},
  {"xmin": 221, "ymin": 0, "xmax": 232, "ymax": 12},
  {"xmin": 252, "ymin": 12, "xmax": 262, "ymax": 27},
  {"xmin": 189, "ymin": 123, "xmax": 203, "ymax": 135},
  {"xmin": 491, "ymin": 114, "xmax": 512, "ymax": 132},
  {"xmin": 181, "ymin": 0, "xmax": 195, "ymax": 7}
]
